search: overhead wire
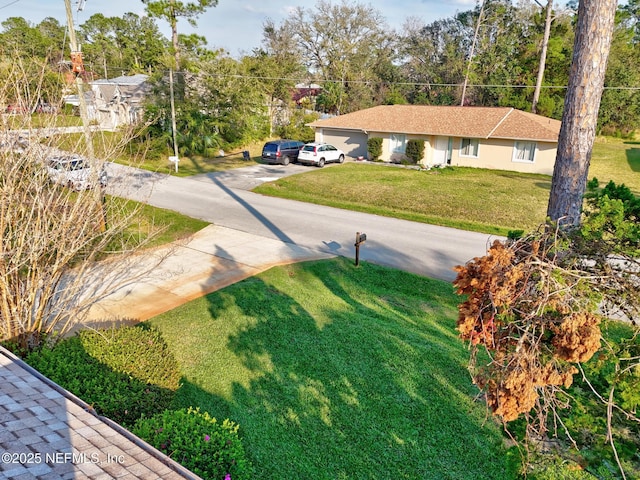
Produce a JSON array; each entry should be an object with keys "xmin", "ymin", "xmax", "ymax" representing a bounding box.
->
[{"xmin": 0, "ymin": 0, "xmax": 21, "ymax": 10}]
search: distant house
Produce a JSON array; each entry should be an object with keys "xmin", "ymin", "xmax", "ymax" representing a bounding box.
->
[
  {"xmin": 293, "ymin": 83, "xmax": 322, "ymax": 107},
  {"xmin": 306, "ymin": 105, "xmax": 561, "ymax": 175},
  {"xmin": 65, "ymin": 74, "xmax": 150, "ymax": 130},
  {"xmin": 88, "ymin": 74, "xmax": 150, "ymax": 130}
]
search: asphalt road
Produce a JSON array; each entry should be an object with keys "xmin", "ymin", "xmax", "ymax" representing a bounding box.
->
[{"xmin": 106, "ymin": 162, "xmax": 501, "ymax": 281}]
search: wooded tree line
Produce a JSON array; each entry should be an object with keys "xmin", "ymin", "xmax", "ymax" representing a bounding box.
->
[{"xmin": 1, "ymin": 0, "xmax": 639, "ymax": 138}]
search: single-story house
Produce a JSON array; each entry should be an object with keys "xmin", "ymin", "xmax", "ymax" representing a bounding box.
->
[{"xmin": 306, "ymin": 105, "xmax": 561, "ymax": 175}]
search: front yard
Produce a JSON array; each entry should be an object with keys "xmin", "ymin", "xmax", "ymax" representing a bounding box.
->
[{"xmin": 146, "ymin": 258, "xmax": 519, "ymax": 479}]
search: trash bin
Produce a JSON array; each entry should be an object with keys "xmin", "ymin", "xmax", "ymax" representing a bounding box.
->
[{"xmin": 242, "ymin": 150, "xmax": 251, "ymax": 161}]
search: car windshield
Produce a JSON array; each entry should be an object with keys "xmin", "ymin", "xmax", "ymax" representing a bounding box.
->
[
  {"xmin": 302, "ymin": 145, "xmax": 316, "ymax": 152},
  {"xmin": 57, "ymin": 159, "xmax": 88, "ymax": 171}
]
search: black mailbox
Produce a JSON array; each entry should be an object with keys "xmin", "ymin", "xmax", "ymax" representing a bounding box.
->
[
  {"xmin": 242, "ymin": 150, "xmax": 251, "ymax": 161},
  {"xmin": 354, "ymin": 232, "xmax": 367, "ymax": 266}
]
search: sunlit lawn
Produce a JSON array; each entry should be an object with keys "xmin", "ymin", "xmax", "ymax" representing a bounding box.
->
[
  {"xmin": 113, "ymin": 198, "xmax": 210, "ymax": 249},
  {"xmin": 256, "ymin": 164, "xmax": 550, "ymax": 235},
  {"xmin": 254, "ymin": 136, "xmax": 639, "ymax": 235},
  {"xmin": 590, "ymin": 136, "xmax": 640, "ymax": 194},
  {"xmin": 2, "ymin": 112, "xmax": 83, "ymax": 129},
  {"xmin": 147, "ymin": 258, "xmax": 519, "ymax": 479}
]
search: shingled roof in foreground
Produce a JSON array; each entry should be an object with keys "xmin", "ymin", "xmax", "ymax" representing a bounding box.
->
[{"xmin": 0, "ymin": 346, "xmax": 200, "ymax": 480}]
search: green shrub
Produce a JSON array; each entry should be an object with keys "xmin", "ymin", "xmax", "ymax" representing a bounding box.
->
[
  {"xmin": 507, "ymin": 229, "xmax": 525, "ymax": 240},
  {"xmin": 26, "ymin": 325, "xmax": 180, "ymax": 426},
  {"xmin": 406, "ymin": 139, "xmax": 425, "ymax": 164},
  {"xmin": 367, "ymin": 137, "xmax": 382, "ymax": 161},
  {"xmin": 133, "ymin": 407, "xmax": 253, "ymax": 480},
  {"xmin": 276, "ymin": 110, "xmax": 318, "ymax": 143}
]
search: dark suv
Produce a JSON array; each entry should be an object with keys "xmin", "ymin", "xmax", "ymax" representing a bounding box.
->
[{"xmin": 261, "ymin": 140, "xmax": 305, "ymax": 165}]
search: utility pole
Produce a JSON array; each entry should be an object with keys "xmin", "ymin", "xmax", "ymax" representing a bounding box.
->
[
  {"xmin": 461, "ymin": 0, "xmax": 485, "ymax": 106},
  {"xmin": 169, "ymin": 69, "xmax": 180, "ymax": 172},
  {"xmin": 64, "ymin": 0, "xmax": 106, "ymax": 231},
  {"xmin": 63, "ymin": 0, "xmax": 95, "ymax": 162},
  {"xmin": 532, "ymin": 0, "xmax": 554, "ymax": 114}
]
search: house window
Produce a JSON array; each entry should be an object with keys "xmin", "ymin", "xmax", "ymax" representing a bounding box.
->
[
  {"xmin": 390, "ymin": 134, "xmax": 407, "ymax": 154},
  {"xmin": 460, "ymin": 138, "xmax": 479, "ymax": 157},
  {"xmin": 513, "ymin": 141, "xmax": 536, "ymax": 163}
]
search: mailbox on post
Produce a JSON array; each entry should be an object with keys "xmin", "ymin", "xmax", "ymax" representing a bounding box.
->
[
  {"xmin": 169, "ymin": 155, "xmax": 180, "ymax": 173},
  {"xmin": 354, "ymin": 232, "xmax": 367, "ymax": 266}
]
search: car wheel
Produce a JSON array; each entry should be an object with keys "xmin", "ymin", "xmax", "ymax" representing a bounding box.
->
[
  {"xmin": 338, "ymin": 154, "xmax": 345, "ymax": 164},
  {"xmin": 318, "ymin": 158, "xmax": 325, "ymax": 168},
  {"xmin": 282, "ymin": 156, "xmax": 290, "ymax": 166}
]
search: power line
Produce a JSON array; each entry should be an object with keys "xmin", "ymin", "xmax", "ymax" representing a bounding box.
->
[
  {"xmin": 78, "ymin": 64, "xmax": 640, "ymax": 92},
  {"xmin": 0, "ymin": 0, "xmax": 21, "ymax": 10},
  {"xmin": 155, "ymin": 69, "xmax": 640, "ymax": 91}
]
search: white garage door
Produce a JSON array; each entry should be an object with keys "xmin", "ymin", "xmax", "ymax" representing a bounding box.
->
[{"xmin": 321, "ymin": 129, "xmax": 369, "ymax": 159}]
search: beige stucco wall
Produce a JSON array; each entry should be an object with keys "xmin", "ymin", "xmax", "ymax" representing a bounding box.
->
[
  {"xmin": 368, "ymin": 132, "xmax": 556, "ymax": 175},
  {"xmin": 448, "ymin": 137, "xmax": 556, "ymax": 175}
]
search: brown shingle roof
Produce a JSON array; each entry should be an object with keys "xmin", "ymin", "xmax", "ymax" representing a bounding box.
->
[{"xmin": 308, "ymin": 105, "xmax": 561, "ymax": 142}]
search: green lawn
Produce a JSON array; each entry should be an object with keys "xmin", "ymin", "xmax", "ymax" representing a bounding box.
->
[
  {"xmin": 254, "ymin": 137, "xmax": 639, "ymax": 236},
  {"xmin": 114, "ymin": 198, "xmax": 210, "ymax": 249},
  {"xmin": 591, "ymin": 136, "xmax": 640, "ymax": 193},
  {"xmin": 3, "ymin": 112, "xmax": 83, "ymax": 129},
  {"xmin": 147, "ymin": 258, "xmax": 519, "ymax": 479},
  {"xmin": 256, "ymin": 164, "xmax": 550, "ymax": 235}
]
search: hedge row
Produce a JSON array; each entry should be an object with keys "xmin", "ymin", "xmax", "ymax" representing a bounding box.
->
[{"xmin": 25, "ymin": 325, "xmax": 252, "ymax": 477}]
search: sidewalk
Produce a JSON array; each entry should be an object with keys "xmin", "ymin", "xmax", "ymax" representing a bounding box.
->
[{"xmin": 84, "ymin": 224, "xmax": 334, "ymax": 324}]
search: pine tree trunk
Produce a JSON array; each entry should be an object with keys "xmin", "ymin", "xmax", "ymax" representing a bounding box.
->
[{"xmin": 546, "ymin": 0, "xmax": 617, "ymax": 227}]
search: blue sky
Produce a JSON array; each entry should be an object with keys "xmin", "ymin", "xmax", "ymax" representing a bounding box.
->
[{"xmin": 0, "ymin": 0, "xmax": 476, "ymax": 56}]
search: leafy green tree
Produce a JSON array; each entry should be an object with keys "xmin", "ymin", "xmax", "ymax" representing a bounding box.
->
[
  {"xmin": 275, "ymin": 110, "xmax": 318, "ymax": 143},
  {"xmin": 399, "ymin": 16, "xmax": 473, "ymax": 105},
  {"xmin": 282, "ymin": 0, "xmax": 396, "ymax": 113},
  {"xmin": 144, "ymin": 51, "xmax": 269, "ymax": 155},
  {"xmin": 178, "ymin": 33, "xmax": 220, "ymax": 66},
  {"xmin": 249, "ymin": 20, "xmax": 306, "ymax": 134},
  {"xmin": 142, "ymin": 0, "xmax": 218, "ymax": 70},
  {"xmin": 79, "ymin": 13, "xmax": 168, "ymax": 76},
  {"xmin": 598, "ymin": 14, "xmax": 640, "ymax": 134},
  {"xmin": 0, "ymin": 17, "xmax": 65, "ymax": 62},
  {"xmin": 621, "ymin": 0, "xmax": 640, "ymax": 41},
  {"xmin": 315, "ymin": 81, "xmax": 345, "ymax": 114}
]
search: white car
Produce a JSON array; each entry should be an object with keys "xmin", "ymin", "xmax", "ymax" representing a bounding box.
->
[
  {"xmin": 297, "ymin": 143, "xmax": 345, "ymax": 167},
  {"xmin": 46, "ymin": 155, "xmax": 107, "ymax": 190}
]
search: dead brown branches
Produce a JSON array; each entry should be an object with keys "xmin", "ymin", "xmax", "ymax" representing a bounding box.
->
[{"xmin": 454, "ymin": 224, "xmax": 640, "ymax": 477}]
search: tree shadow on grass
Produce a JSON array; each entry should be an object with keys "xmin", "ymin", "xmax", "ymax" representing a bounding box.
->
[
  {"xmin": 151, "ymin": 259, "xmax": 518, "ymax": 480},
  {"xmin": 626, "ymin": 147, "xmax": 640, "ymax": 172}
]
